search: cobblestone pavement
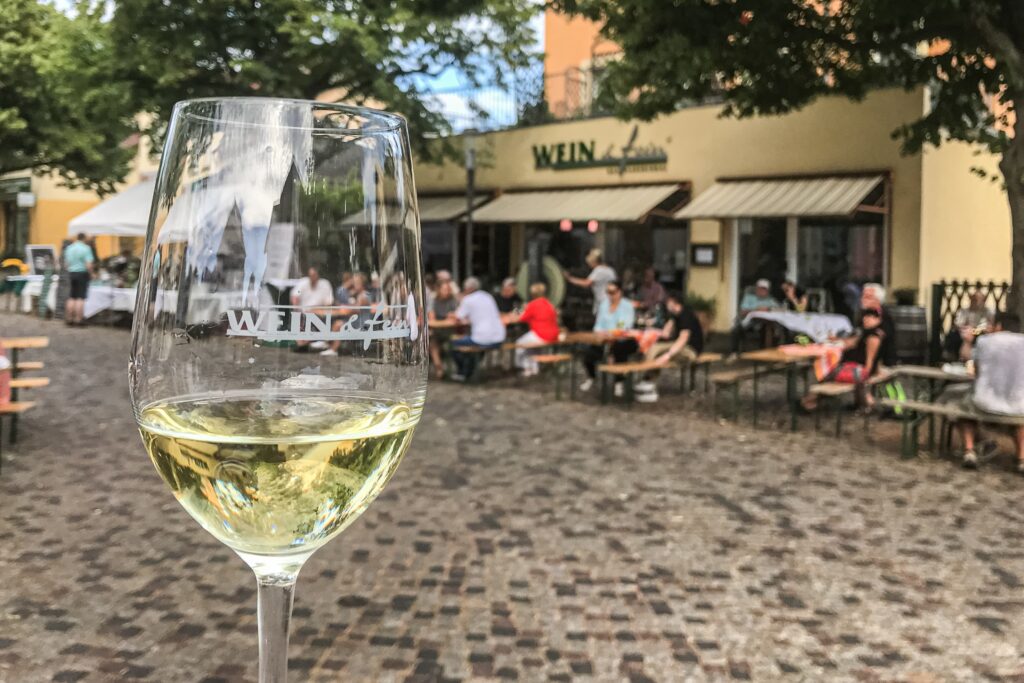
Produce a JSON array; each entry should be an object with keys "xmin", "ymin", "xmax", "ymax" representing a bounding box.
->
[{"xmin": 3, "ymin": 313, "xmax": 1024, "ymax": 682}]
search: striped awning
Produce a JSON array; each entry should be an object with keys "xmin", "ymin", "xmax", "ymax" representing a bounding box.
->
[
  {"xmin": 470, "ymin": 184, "xmax": 685, "ymax": 223},
  {"xmin": 675, "ymin": 175, "xmax": 884, "ymax": 219},
  {"xmin": 418, "ymin": 194, "xmax": 490, "ymax": 222}
]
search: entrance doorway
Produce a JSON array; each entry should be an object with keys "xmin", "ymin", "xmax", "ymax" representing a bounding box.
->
[{"xmin": 737, "ymin": 218, "xmax": 788, "ymax": 301}]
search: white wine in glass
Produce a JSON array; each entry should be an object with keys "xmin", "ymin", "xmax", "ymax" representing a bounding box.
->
[{"xmin": 130, "ymin": 98, "xmax": 427, "ymax": 682}]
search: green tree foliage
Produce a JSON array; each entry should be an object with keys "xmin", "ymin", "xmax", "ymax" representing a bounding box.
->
[
  {"xmin": 0, "ymin": 1, "xmax": 137, "ymax": 193},
  {"xmin": 558, "ymin": 0, "xmax": 1024, "ymax": 315},
  {"xmin": 109, "ymin": 0, "xmax": 539, "ymax": 158}
]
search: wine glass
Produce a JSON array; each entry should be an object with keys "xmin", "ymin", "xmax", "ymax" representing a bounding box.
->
[{"xmin": 129, "ymin": 98, "xmax": 427, "ymax": 682}]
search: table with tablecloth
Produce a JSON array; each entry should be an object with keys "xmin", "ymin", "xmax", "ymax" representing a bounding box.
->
[{"xmin": 744, "ymin": 310, "xmax": 853, "ymax": 342}]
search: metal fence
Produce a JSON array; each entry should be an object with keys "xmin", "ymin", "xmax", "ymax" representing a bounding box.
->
[{"xmin": 929, "ymin": 279, "xmax": 1011, "ymax": 361}]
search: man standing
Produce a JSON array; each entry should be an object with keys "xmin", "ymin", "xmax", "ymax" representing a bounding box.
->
[
  {"xmin": 564, "ymin": 248, "xmax": 617, "ymax": 312},
  {"xmin": 63, "ymin": 233, "xmax": 95, "ymax": 326},
  {"xmin": 451, "ymin": 277, "xmax": 506, "ymax": 380}
]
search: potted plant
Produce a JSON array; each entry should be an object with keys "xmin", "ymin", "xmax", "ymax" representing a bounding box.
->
[{"xmin": 685, "ymin": 292, "xmax": 717, "ymax": 335}]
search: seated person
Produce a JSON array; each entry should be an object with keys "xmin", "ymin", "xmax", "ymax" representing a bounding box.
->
[
  {"xmin": 506, "ymin": 282, "xmax": 560, "ymax": 377},
  {"xmin": 944, "ymin": 290, "xmax": 995, "ymax": 361},
  {"xmin": 781, "ymin": 280, "xmax": 808, "ymax": 312},
  {"xmin": 290, "ymin": 267, "xmax": 334, "ymax": 352},
  {"xmin": 633, "ymin": 291, "xmax": 705, "ymax": 402},
  {"xmin": 730, "ymin": 278, "xmax": 781, "ymax": 354},
  {"xmin": 859, "ymin": 283, "xmax": 898, "ymax": 368},
  {"xmin": 428, "ymin": 280, "xmax": 460, "ymax": 379},
  {"xmin": 800, "ymin": 307, "xmax": 887, "ymax": 411},
  {"xmin": 580, "ymin": 280, "xmax": 637, "ymax": 396},
  {"xmin": 450, "ymin": 277, "xmax": 506, "ymax": 380},
  {"xmin": 320, "ymin": 272, "xmax": 377, "ymax": 356},
  {"xmin": 495, "ymin": 277, "xmax": 523, "ymax": 315},
  {"xmin": 947, "ymin": 312, "xmax": 1024, "ymax": 469},
  {"xmin": 636, "ymin": 266, "xmax": 666, "ymax": 312}
]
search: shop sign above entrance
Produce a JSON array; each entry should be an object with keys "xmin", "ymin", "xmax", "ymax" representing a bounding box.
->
[{"xmin": 532, "ymin": 125, "xmax": 667, "ymax": 175}]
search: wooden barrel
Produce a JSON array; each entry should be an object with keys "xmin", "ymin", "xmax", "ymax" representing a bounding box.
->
[{"xmin": 889, "ymin": 305, "xmax": 928, "ymax": 364}]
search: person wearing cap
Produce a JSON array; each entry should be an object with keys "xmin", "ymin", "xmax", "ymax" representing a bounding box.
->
[
  {"xmin": 495, "ymin": 277, "xmax": 523, "ymax": 314},
  {"xmin": 564, "ymin": 248, "xmax": 617, "ymax": 313},
  {"xmin": 731, "ymin": 278, "xmax": 781, "ymax": 354}
]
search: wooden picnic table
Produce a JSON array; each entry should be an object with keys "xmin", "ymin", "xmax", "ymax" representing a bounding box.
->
[
  {"xmin": 891, "ymin": 364, "xmax": 975, "ymax": 451},
  {"xmin": 428, "ymin": 319, "xmax": 461, "ymax": 331},
  {"xmin": 1, "ymin": 337, "xmax": 49, "ymax": 350},
  {"xmin": 739, "ymin": 347, "xmax": 818, "ymax": 429}
]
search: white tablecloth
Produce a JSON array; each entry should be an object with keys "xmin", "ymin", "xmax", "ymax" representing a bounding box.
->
[
  {"xmin": 14, "ymin": 275, "xmax": 56, "ymax": 314},
  {"xmin": 84, "ymin": 285, "xmax": 137, "ymax": 319},
  {"xmin": 744, "ymin": 311, "xmax": 853, "ymax": 342}
]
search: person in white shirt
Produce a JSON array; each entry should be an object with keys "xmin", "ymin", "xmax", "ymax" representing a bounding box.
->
[
  {"xmin": 951, "ymin": 312, "xmax": 1024, "ymax": 470},
  {"xmin": 291, "ymin": 267, "xmax": 334, "ymax": 308},
  {"xmin": 290, "ymin": 267, "xmax": 333, "ymax": 352},
  {"xmin": 450, "ymin": 276, "xmax": 506, "ymax": 380},
  {"xmin": 564, "ymin": 248, "xmax": 617, "ymax": 313}
]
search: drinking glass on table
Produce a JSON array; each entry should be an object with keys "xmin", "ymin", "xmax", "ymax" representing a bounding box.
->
[{"xmin": 129, "ymin": 98, "xmax": 427, "ymax": 682}]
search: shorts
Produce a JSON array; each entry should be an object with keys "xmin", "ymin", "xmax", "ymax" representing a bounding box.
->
[
  {"xmin": 68, "ymin": 271, "xmax": 90, "ymax": 300},
  {"xmin": 826, "ymin": 361, "xmax": 866, "ymax": 384}
]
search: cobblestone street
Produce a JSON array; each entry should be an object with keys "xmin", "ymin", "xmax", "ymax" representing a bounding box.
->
[{"xmin": 3, "ymin": 313, "xmax": 1024, "ymax": 682}]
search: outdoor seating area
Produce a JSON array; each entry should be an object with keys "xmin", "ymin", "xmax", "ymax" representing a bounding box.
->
[{"xmin": 0, "ymin": 335, "xmax": 49, "ymax": 469}]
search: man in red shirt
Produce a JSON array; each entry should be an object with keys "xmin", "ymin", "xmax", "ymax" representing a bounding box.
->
[{"xmin": 508, "ymin": 282, "xmax": 560, "ymax": 376}]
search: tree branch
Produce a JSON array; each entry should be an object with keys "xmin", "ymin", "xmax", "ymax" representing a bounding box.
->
[{"xmin": 971, "ymin": 7, "xmax": 1024, "ymax": 89}]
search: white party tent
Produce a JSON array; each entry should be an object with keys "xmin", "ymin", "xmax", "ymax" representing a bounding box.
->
[{"xmin": 67, "ymin": 178, "xmax": 156, "ymax": 238}]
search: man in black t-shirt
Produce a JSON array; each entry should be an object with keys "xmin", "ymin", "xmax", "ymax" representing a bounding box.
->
[
  {"xmin": 650, "ymin": 291, "xmax": 704, "ymax": 362},
  {"xmin": 635, "ymin": 292, "xmax": 705, "ymax": 402}
]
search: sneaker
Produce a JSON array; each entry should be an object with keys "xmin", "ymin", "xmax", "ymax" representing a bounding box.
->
[
  {"xmin": 319, "ymin": 348, "xmax": 338, "ymax": 357},
  {"xmin": 1017, "ymin": 461, "xmax": 1024, "ymax": 475},
  {"xmin": 614, "ymin": 383, "xmax": 624, "ymax": 398},
  {"xmin": 962, "ymin": 450, "xmax": 978, "ymax": 468},
  {"xmin": 309, "ymin": 341, "xmax": 328, "ymax": 351},
  {"xmin": 636, "ymin": 390, "xmax": 659, "ymax": 403},
  {"xmin": 579, "ymin": 378, "xmax": 594, "ymax": 392},
  {"xmin": 635, "ymin": 381, "xmax": 656, "ymax": 393},
  {"xmin": 450, "ymin": 373, "xmax": 466, "ymax": 383}
]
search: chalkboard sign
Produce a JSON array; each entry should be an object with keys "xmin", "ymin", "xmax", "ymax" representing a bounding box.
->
[{"xmin": 25, "ymin": 244, "xmax": 57, "ymax": 275}]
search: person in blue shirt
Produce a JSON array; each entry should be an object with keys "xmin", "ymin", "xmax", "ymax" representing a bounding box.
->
[
  {"xmin": 580, "ymin": 280, "xmax": 638, "ymax": 395},
  {"xmin": 63, "ymin": 233, "xmax": 95, "ymax": 325},
  {"xmin": 730, "ymin": 278, "xmax": 782, "ymax": 354}
]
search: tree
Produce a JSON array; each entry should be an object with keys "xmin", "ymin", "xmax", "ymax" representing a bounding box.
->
[
  {"xmin": 557, "ymin": 0, "xmax": 1024, "ymax": 318},
  {"xmin": 0, "ymin": 1, "xmax": 137, "ymax": 193},
  {"xmin": 109, "ymin": 0, "xmax": 539, "ymax": 159}
]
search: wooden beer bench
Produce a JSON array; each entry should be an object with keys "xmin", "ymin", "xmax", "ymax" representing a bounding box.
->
[{"xmin": 1, "ymin": 336, "xmax": 50, "ymax": 460}]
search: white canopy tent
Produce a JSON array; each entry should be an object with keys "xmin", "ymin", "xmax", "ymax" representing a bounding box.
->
[{"xmin": 67, "ymin": 178, "xmax": 156, "ymax": 238}]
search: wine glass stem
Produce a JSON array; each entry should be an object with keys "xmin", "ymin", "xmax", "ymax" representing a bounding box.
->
[{"xmin": 257, "ymin": 572, "xmax": 297, "ymax": 683}]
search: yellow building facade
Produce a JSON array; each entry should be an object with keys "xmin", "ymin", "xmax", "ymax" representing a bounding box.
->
[{"xmin": 415, "ymin": 86, "xmax": 1011, "ymax": 329}]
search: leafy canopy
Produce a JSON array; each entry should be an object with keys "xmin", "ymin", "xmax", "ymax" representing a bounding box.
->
[
  {"xmin": 557, "ymin": 0, "xmax": 1024, "ymax": 156},
  {"xmin": 109, "ymin": 0, "xmax": 540, "ymax": 159},
  {"xmin": 0, "ymin": 0, "xmax": 136, "ymax": 193}
]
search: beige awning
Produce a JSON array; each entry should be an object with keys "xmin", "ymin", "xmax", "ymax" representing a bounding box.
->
[
  {"xmin": 419, "ymin": 194, "xmax": 490, "ymax": 222},
  {"xmin": 675, "ymin": 175, "xmax": 884, "ymax": 219},
  {"xmin": 471, "ymin": 184, "xmax": 685, "ymax": 223}
]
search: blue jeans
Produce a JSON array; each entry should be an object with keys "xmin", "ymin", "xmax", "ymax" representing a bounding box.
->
[{"xmin": 451, "ymin": 337, "xmax": 503, "ymax": 378}]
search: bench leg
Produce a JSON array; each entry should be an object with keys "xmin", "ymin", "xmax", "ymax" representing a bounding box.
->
[
  {"xmin": 732, "ymin": 383, "xmax": 740, "ymax": 420},
  {"xmin": 787, "ymin": 366, "xmax": 798, "ymax": 432},
  {"xmin": 554, "ymin": 363, "xmax": 564, "ymax": 401},
  {"xmin": 569, "ymin": 356, "xmax": 577, "ymax": 401},
  {"xmin": 624, "ymin": 374, "xmax": 635, "ymax": 407},
  {"xmin": 752, "ymin": 365, "xmax": 760, "ymax": 428},
  {"xmin": 600, "ymin": 372, "xmax": 610, "ymax": 405},
  {"xmin": 834, "ymin": 398, "xmax": 843, "ymax": 438}
]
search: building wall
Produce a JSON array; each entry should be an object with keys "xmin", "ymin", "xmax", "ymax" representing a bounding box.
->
[
  {"xmin": 543, "ymin": 11, "xmax": 618, "ymax": 117},
  {"xmin": 919, "ymin": 141, "xmax": 1011, "ymax": 290},
  {"xmin": 417, "ymin": 87, "xmax": 933, "ymax": 329}
]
